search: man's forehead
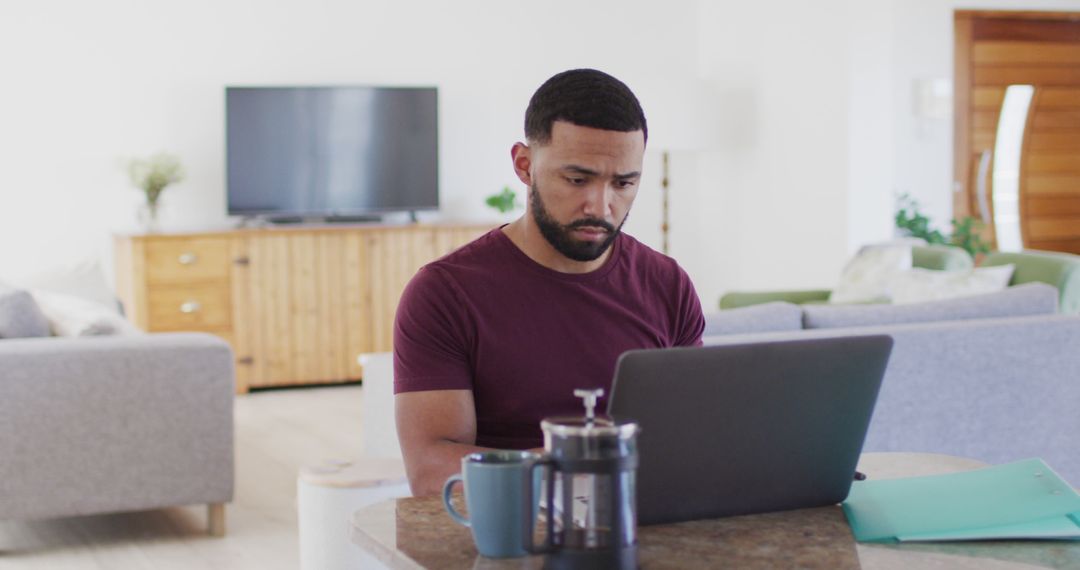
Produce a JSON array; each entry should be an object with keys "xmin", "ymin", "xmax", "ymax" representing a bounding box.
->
[
  {"xmin": 538, "ymin": 121, "xmax": 645, "ymax": 167},
  {"xmin": 548, "ymin": 120, "xmax": 645, "ymax": 145}
]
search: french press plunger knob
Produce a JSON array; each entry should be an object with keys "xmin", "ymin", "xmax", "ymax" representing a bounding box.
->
[{"xmin": 573, "ymin": 388, "xmax": 604, "ymax": 422}]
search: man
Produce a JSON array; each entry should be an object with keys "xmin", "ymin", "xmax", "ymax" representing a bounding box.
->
[{"xmin": 394, "ymin": 69, "xmax": 705, "ymax": 496}]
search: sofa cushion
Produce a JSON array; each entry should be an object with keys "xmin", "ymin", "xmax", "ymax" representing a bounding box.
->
[
  {"xmin": 704, "ymin": 302, "xmax": 803, "ymax": 336},
  {"xmin": 0, "ymin": 288, "xmax": 52, "ymax": 338},
  {"xmin": 911, "ymin": 244, "xmax": 974, "ymax": 271},
  {"xmin": 829, "ymin": 244, "xmax": 913, "ymax": 304},
  {"xmin": 802, "ymin": 282, "xmax": 1059, "ymax": 329},
  {"xmin": 984, "ymin": 249, "xmax": 1080, "ymax": 314},
  {"xmin": 31, "ymin": 291, "xmax": 142, "ymax": 337},
  {"xmin": 2, "ymin": 258, "xmax": 120, "ymax": 314},
  {"xmin": 889, "ymin": 264, "xmax": 1015, "ymax": 305}
]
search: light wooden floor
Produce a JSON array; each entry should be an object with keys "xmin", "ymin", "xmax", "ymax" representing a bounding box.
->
[{"xmin": 0, "ymin": 384, "xmax": 367, "ymax": 570}]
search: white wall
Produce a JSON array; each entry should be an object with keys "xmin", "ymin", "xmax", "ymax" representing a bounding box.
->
[
  {"xmin": 0, "ymin": 0, "xmax": 698, "ymax": 280},
  {"xmin": 848, "ymin": 0, "xmax": 896, "ymax": 255},
  {"xmin": 693, "ymin": 0, "xmax": 894, "ymax": 304}
]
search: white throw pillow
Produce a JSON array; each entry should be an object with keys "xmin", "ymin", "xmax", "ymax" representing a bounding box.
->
[
  {"xmin": 829, "ymin": 244, "xmax": 914, "ymax": 304},
  {"xmin": 889, "ymin": 264, "xmax": 1016, "ymax": 305},
  {"xmin": 30, "ymin": 291, "xmax": 142, "ymax": 337},
  {"xmin": 4, "ymin": 258, "xmax": 120, "ymax": 315}
]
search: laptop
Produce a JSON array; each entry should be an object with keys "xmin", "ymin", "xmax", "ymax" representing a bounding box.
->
[{"xmin": 607, "ymin": 335, "xmax": 893, "ymax": 526}]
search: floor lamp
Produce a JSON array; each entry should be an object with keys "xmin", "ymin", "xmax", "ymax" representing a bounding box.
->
[
  {"xmin": 654, "ymin": 136, "xmax": 717, "ymax": 256},
  {"xmin": 640, "ymin": 79, "xmax": 720, "ymax": 256}
]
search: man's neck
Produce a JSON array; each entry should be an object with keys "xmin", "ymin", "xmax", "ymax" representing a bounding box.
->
[{"xmin": 502, "ymin": 217, "xmax": 613, "ymax": 274}]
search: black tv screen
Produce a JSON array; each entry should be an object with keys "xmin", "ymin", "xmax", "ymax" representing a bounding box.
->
[{"xmin": 226, "ymin": 86, "xmax": 438, "ymax": 217}]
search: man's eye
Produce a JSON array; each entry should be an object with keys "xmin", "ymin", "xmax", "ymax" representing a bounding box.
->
[
  {"xmin": 617, "ymin": 180, "xmax": 637, "ymax": 189},
  {"xmin": 567, "ymin": 177, "xmax": 586, "ymax": 185}
]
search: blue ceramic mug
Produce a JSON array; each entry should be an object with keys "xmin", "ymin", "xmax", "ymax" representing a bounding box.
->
[{"xmin": 442, "ymin": 450, "xmax": 541, "ymax": 558}]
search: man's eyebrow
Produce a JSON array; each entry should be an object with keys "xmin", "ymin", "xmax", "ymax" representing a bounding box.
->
[
  {"xmin": 561, "ymin": 165, "xmax": 641, "ymax": 180},
  {"xmin": 562, "ymin": 165, "xmax": 600, "ymax": 176}
]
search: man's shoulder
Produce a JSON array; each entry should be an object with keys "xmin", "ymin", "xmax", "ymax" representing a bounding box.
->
[
  {"xmin": 409, "ymin": 227, "xmax": 509, "ymax": 287},
  {"xmin": 427, "ymin": 227, "xmax": 508, "ymax": 272},
  {"xmin": 617, "ymin": 233, "xmax": 683, "ymax": 276}
]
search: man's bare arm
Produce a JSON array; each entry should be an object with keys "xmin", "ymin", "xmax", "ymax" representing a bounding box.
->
[{"xmin": 395, "ymin": 389, "xmax": 490, "ymax": 497}]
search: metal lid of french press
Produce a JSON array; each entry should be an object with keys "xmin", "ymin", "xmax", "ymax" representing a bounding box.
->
[{"xmin": 541, "ymin": 389, "xmax": 638, "ymax": 440}]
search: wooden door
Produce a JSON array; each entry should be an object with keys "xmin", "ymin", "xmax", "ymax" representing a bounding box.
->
[
  {"xmin": 236, "ymin": 230, "xmax": 369, "ymax": 388},
  {"xmin": 1024, "ymin": 86, "xmax": 1080, "ymax": 251},
  {"xmin": 954, "ymin": 11, "xmax": 1080, "ymax": 254}
]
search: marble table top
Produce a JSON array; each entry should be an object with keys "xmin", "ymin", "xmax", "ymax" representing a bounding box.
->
[{"xmin": 350, "ymin": 453, "xmax": 1080, "ymax": 569}]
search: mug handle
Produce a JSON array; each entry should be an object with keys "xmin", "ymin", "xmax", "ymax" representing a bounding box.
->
[
  {"xmin": 523, "ymin": 454, "xmax": 555, "ymax": 554},
  {"xmin": 442, "ymin": 474, "xmax": 470, "ymax": 527}
]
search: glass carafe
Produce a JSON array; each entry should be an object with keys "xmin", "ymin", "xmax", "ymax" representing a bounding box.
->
[{"xmin": 526, "ymin": 389, "xmax": 639, "ymax": 569}]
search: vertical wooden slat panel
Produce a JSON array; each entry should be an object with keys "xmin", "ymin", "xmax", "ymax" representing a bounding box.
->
[
  {"xmin": 367, "ymin": 232, "xmax": 383, "ymax": 353},
  {"xmin": 289, "ymin": 233, "xmax": 315, "ymax": 382},
  {"xmin": 314, "ymin": 233, "xmax": 331, "ymax": 381},
  {"xmin": 230, "ymin": 236, "xmax": 252, "ymax": 393},
  {"xmin": 318, "ymin": 233, "xmax": 338, "ymax": 381},
  {"xmin": 254, "ymin": 235, "xmax": 278, "ymax": 386},
  {"xmin": 246, "ymin": 236, "xmax": 263, "ymax": 386},
  {"xmin": 268, "ymin": 235, "xmax": 293, "ymax": 385},
  {"xmin": 389, "ymin": 230, "xmax": 408, "ymax": 352},
  {"xmin": 346, "ymin": 232, "xmax": 369, "ymax": 378},
  {"xmin": 433, "ymin": 228, "xmax": 452, "ymax": 258},
  {"xmin": 255, "ymin": 235, "xmax": 273, "ymax": 386},
  {"xmin": 381, "ymin": 229, "xmax": 411, "ymax": 352}
]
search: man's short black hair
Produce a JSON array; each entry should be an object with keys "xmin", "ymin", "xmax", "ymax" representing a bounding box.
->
[{"xmin": 524, "ymin": 68, "xmax": 647, "ymax": 145}]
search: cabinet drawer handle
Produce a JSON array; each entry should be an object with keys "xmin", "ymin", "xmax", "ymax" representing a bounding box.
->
[
  {"xmin": 178, "ymin": 252, "xmax": 198, "ymax": 265},
  {"xmin": 180, "ymin": 301, "xmax": 202, "ymax": 314}
]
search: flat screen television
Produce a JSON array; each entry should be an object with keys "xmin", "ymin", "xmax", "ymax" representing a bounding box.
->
[{"xmin": 226, "ymin": 86, "xmax": 438, "ymax": 220}]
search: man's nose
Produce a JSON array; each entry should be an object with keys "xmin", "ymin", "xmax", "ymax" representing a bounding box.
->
[{"xmin": 581, "ymin": 183, "xmax": 614, "ymax": 219}]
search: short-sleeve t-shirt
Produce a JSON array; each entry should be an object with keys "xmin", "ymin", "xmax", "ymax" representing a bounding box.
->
[{"xmin": 393, "ymin": 227, "xmax": 705, "ymax": 449}]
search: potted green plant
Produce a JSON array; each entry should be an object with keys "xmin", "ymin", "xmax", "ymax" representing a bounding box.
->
[
  {"xmin": 895, "ymin": 194, "xmax": 991, "ymax": 259},
  {"xmin": 485, "ymin": 186, "xmax": 520, "ymax": 215},
  {"xmin": 127, "ymin": 153, "xmax": 185, "ymax": 232}
]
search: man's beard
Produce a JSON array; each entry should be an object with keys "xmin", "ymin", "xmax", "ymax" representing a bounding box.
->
[{"xmin": 530, "ymin": 183, "xmax": 627, "ymax": 262}]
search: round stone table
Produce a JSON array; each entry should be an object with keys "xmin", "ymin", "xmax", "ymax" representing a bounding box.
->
[{"xmin": 350, "ymin": 452, "xmax": 1080, "ymax": 569}]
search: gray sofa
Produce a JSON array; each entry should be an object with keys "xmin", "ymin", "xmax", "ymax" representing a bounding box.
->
[
  {"xmin": 702, "ymin": 283, "xmax": 1080, "ymax": 484},
  {"xmin": 0, "ymin": 333, "xmax": 235, "ymax": 533}
]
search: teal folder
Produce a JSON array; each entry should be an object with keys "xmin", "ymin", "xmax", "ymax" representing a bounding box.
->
[{"xmin": 841, "ymin": 458, "xmax": 1080, "ymax": 543}]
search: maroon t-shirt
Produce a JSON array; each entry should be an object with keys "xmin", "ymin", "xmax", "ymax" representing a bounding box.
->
[{"xmin": 393, "ymin": 227, "xmax": 705, "ymax": 449}]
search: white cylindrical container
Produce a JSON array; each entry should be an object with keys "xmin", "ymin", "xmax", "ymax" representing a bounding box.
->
[{"xmin": 297, "ymin": 458, "xmax": 411, "ymax": 570}]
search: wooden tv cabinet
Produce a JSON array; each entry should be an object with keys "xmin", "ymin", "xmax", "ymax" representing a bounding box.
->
[{"xmin": 114, "ymin": 223, "xmax": 491, "ymax": 393}]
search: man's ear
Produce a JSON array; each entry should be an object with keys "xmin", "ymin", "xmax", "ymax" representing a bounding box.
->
[{"xmin": 511, "ymin": 142, "xmax": 532, "ymax": 186}]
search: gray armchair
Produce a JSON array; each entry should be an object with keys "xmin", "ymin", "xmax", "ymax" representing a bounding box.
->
[{"xmin": 0, "ymin": 333, "xmax": 235, "ymax": 535}]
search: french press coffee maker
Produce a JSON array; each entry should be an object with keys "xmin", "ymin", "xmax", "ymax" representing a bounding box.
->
[{"xmin": 525, "ymin": 388, "xmax": 640, "ymax": 569}]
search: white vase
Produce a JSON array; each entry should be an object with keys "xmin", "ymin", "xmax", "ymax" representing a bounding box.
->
[{"xmin": 137, "ymin": 201, "xmax": 161, "ymax": 233}]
